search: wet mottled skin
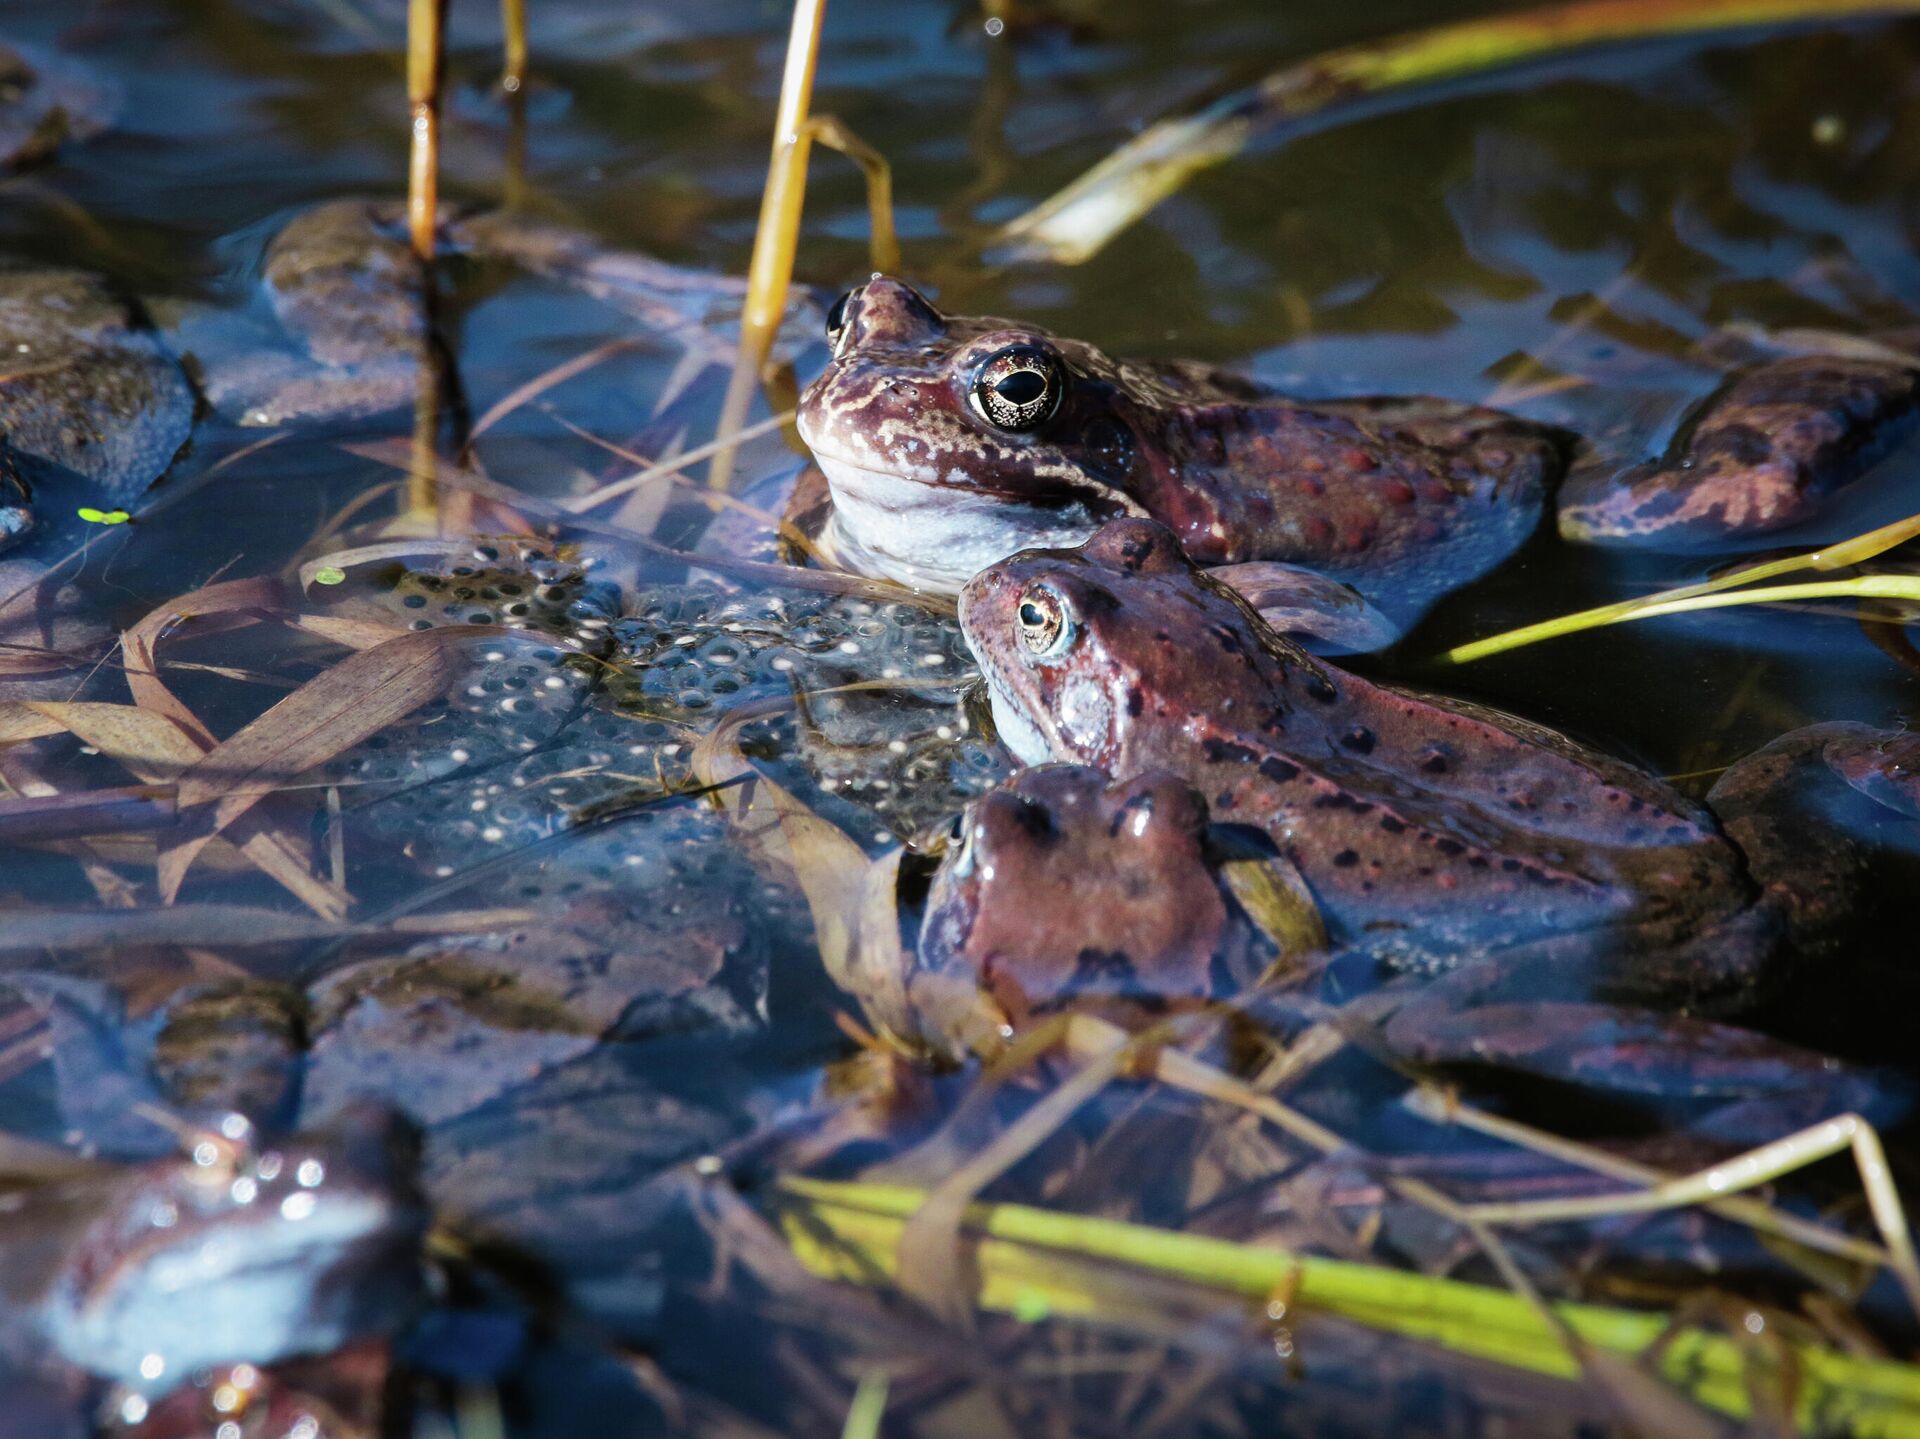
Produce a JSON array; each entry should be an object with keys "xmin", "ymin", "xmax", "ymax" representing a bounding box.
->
[
  {"xmin": 959, "ymin": 519, "xmax": 1885, "ymax": 998},
  {"xmin": 1560, "ymin": 355, "xmax": 1920, "ymax": 545},
  {"xmin": 797, "ymin": 277, "xmax": 1561, "ymax": 623},
  {"xmin": 23, "ymin": 1107, "xmax": 425, "ymax": 1389},
  {"xmin": 800, "ymin": 279, "xmax": 1920, "ymax": 624},
  {"xmin": 917, "ymin": 765, "xmax": 1226, "ymax": 1016}
]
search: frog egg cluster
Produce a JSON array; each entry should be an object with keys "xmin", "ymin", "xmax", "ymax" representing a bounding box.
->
[
  {"xmin": 316, "ymin": 633, "xmax": 594, "ymax": 807},
  {"xmin": 328, "ymin": 566, "xmax": 1004, "ymax": 879},
  {"xmin": 383, "ymin": 540, "xmax": 621, "ymax": 654},
  {"xmin": 603, "ymin": 583, "xmax": 1007, "ymax": 842},
  {"xmin": 315, "ymin": 542, "xmax": 612, "ymax": 832}
]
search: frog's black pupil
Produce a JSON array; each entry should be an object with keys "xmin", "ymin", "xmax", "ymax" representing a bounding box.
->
[
  {"xmin": 826, "ymin": 289, "xmax": 852, "ymax": 337},
  {"xmin": 996, "ymin": 370, "xmax": 1047, "ymax": 405},
  {"xmin": 1019, "ymin": 601, "xmax": 1045, "ymax": 627}
]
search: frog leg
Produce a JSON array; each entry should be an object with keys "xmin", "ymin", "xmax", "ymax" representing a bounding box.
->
[
  {"xmin": 1360, "ymin": 914, "xmax": 1859, "ymax": 1106},
  {"xmin": 1557, "ymin": 355, "xmax": 1920, "ymax": 546},
  {"xmin": 1207, "ymin": 560, "xmax": 1400, "ymax": 654},
  {"xmin": 1707, "ymin": 720, "xmax": 1901, "ymax": 949}
]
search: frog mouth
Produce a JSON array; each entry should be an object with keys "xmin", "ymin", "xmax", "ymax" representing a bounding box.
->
[
  {"xmin": 813, "ymin": 453, "xmax": 1127, "ymax": 596},
  {"xmin": 976, "ymin": 662, "xmax": 1055, "ymax": 767}
]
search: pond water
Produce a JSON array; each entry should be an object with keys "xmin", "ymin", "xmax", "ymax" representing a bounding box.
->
[{"xmin": 2, "ymin": 0, "xmax": 1920, "ymax": 1434}]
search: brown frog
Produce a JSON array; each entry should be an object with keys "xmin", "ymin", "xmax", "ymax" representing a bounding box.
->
[
  {"xmin": 912, "ymin": 766, "xmax": 1230, "ymax": 1036},
  {"xmin": 10, "ymin": 1106, "xmax": 426, "ymax": 1393},
  {"xmin": 798, "ymin": 278, "xmax": 1920, "ymax": 627},
  {"xmin": 1559, "ymin": 354, "xmax": 1920, "ymax": 545},
  {"xmin": 173, "ymin": 199, "xmax": 429, "ymax": 427},
  {"xmin": 798, "ymin": 277, "xmax": 1560, "ymax": 629},
  {"xmin": 956, "ymin": 517, "xmax": 1904, "ymax": 1011}
]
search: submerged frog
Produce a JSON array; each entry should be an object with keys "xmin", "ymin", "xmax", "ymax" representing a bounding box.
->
[
  {"xmin": 799, "ymin": 278, "xmax": 1920, "ymax": 628},
  {"xmin": 12, "ymin": 1106, "xmax": 426, "ymax": 1393},
  {"xmin": 957, "ymin": 518, "xmax": 1904, "ymax": 1012},
  {"xmin": 798, "ymin": 277, "xmax": 1561, "ymax": 628},
  {"xmin": 176, "ymin": 198, "xmax": 430, "ymax": 426},
  {"xmin": 910, "ymin": 766, "xmax": 1232, "ymax": 1037}
]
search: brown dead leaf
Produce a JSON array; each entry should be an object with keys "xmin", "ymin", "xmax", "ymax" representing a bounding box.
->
[
  {"xmin": 0, "ymin": 704, "xmax": 67, "ymax": 744},
  {"xmin": 123, "ymin": 575, "xmax": 288, "ymax": 747},
  {"xmin": 157, "ymin": 625, "xmax": 474, "ymax": 900},
  {"xmin": 692, "ymin": 705, "xmax": 871, "ymax": 991},
  {"xmin": 26, "ymin": 701, "xmax": 204, "ymax": 781},
  {"xmin": 11, "ymin": 701, "xmax": 350, "ymax": 919},
  {"xmin": 284, "ymin": 614, "xmax": 416, "ymax": 651}
]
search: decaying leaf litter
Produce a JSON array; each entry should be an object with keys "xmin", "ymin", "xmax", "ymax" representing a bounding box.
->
[{"xmin": 3, "ymin": 0, "xmax": 1920, "ymax": 1435}]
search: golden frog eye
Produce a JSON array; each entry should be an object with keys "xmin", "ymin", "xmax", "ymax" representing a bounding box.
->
[
  {"xmin": 1016, "ymin": 584, "xmax": 1074, "ymax": 656},
  {"xmin": 971, "ymin": 345, "xmax": 1063, "ymax": 433},
  {"xmin": 825, "ymin": 288, "xmax": 853, "ymax": 351}
]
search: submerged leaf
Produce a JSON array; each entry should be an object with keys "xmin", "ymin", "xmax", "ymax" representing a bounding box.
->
[
  {"xmin": 996, "ymin": 0, "xmax": 1920, "ymax": 264},
  {"xmin": 157, "ymin": 625, "xmax": 475, "ymax": 900}
]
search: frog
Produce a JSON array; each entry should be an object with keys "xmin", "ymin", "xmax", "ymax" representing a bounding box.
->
[
  {"xmin": 797, "ymin": 277, "xmax": 1920, "ymax": 631},
  {"xmin": 910, "ymin": 765, "xmax": 1233, "ymax": 1044},
  {"xmin": 13, "ymin": 1104, "xmax": 427, "ymax": 1394},
  {"xmin": 171, "ymin": 198, "xmax": 430, "ymax": 427},
  {"xmin": 0, "ymin": 268, "xmax": 195, "ymax": 554},
  {"xmin": 1557, "ymin": 352, "xmax": 1920, "ymax": 545},
  {"xmin": 955, "ymin": 518, "xmax": 1910, "ymax": 1028},
  {"xmin": 796, "ymin": 276, "xmax": 1562, "ymax": 632}
]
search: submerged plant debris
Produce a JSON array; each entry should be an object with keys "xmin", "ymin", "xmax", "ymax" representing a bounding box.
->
[{"xmin": 2, "ymin": 2, "xmax": 1920, "ymax": 1438}]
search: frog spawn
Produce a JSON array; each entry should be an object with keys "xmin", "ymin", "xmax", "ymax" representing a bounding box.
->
[
  {"xmin": 603, "ymin": 585, "xmax": 1009, "ymax": 845},
  {"xmin": 309, "ymin": 542, "xmax": 617, "ymax": 860},
  {"xmin": 325, "ymin": 551, "xmax": 1007, "ymax": 867}
]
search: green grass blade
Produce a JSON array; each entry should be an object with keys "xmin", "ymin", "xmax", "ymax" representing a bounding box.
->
[
  {"xmin": 841, "ymin": 1373, "xmax": 890, "ymax": 1439},
  {"xmin": 774, "ymin": 1175, "xmax": 1920, "ymax": 1437},
  {"xmin": 1440, "ymin": 577, "xmax": 1920, "ymax": 664}
]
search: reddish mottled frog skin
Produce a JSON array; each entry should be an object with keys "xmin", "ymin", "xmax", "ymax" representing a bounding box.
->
[
  {"xmin": 797, "ymin": 277, "xmax": 1562, "ymax": 626},
  {"xmin": 1559, "ymin": 355, "xmax": 1920, "ymax": 545},
  {"xmin": 957, "ymin": 518, "xmax": 1890, "ymax": 1003},
  {"xmin": 916, "ymin": 765, "xmax": 1227, "ymax": 1021},
  {"xmin": 798, "ymin": 279, "xmax": 1920, "ymax": 629}
]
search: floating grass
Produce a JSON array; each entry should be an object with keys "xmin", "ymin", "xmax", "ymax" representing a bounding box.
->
[
  {"xmin": 1440, "ymin": 510, "xmax": 1920, "ymax": 664},
  {"xmin": 775, "ymin": 1175, "xmax": 1920, "ymax": 1437},
  {"xmin": 996, "ymin": 0, "xmax": 1920, "ymax": 265}
]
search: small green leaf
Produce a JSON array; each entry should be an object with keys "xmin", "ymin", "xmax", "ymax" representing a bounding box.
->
[
  {"xmin": 1011, "ymin": 1289, "xmax": 1052, "ymax": 1324},
  {"xmin": 312, "ymin": 566, "xmax": 347, "ymax": 586},
  {"xmin": 76, "ymin": 507, "xmax": 130, "ymax": 526}
]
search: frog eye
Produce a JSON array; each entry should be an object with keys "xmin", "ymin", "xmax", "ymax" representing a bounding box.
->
[
  {"xmin": 1016, "ymin": 583, "xmax": 1075, "ymax": 657},
  {"xmin": 825, "ymin": 289, "xmax": 854, "ymax": 350},
  {"xmin": 971, "ymin": 345, "xmax": 1064, "ymax": 433}
]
